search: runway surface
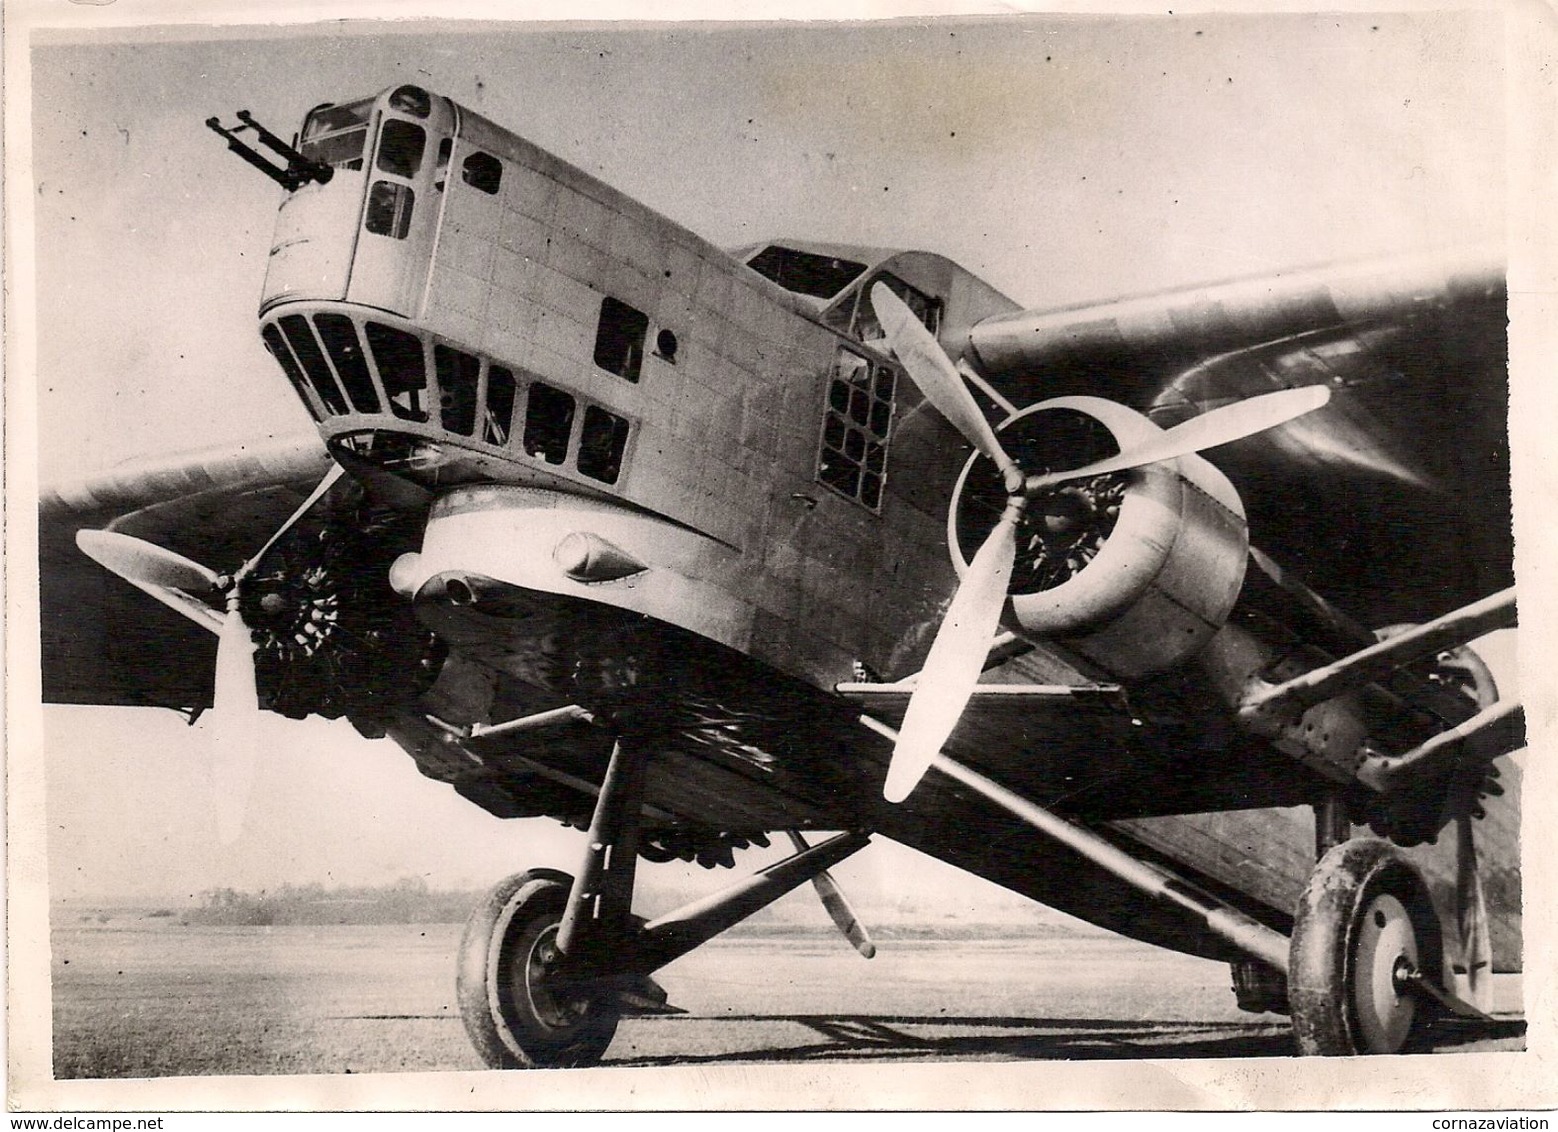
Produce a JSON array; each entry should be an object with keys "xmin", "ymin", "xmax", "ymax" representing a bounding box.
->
[{"xmin": 49, "ymin": 919, "xmax": 1523, "ymax": 1079}]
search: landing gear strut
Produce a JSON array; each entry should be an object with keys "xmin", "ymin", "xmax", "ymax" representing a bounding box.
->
[{"xmin": 457, "ymin": 737, "xmax": 871, "ymax": 1068}]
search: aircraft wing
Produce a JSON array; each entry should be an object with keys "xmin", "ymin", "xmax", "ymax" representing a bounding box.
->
[{"xmin": 39, "ymin": 434, "xmax": 333, "ymax": 709}]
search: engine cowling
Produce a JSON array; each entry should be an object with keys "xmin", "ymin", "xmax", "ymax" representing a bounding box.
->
[{"xmin": 949, "ymin": 396, "xmax": 1249, "ymax": 680}]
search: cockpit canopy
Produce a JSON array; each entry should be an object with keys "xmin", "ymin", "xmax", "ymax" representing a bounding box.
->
[
  {"xmin": 739, "ymin": 240, "xmax": 944, "ymax": 345},
  {"xmin": 743, "ymin": 245, "xmax": 868, "ymax": 301}
]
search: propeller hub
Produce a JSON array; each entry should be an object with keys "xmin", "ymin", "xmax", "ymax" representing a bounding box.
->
[
  {"xmin": 954, "ymin": 407, "xmax": 1127, "ymax": 596},
  {"xmin": 1038, "ymin": 488, "xmax": 1095, "ymax": 535}
]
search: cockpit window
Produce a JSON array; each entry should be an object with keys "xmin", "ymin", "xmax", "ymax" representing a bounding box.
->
[
  {"xmin": 853, "ymin": 272, "xmax": 940, "ymax": 342},
  {"xmin": 745, "ymin": 245, "xmax": 867, "ymax": 300},
  {"xmin": 300, "ymin": 98, "xmax": 373, "ymax": 170}
]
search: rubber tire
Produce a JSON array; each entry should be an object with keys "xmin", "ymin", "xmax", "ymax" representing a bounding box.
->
[
  {"xmin": 1289, "ymin": 838, "xmax": 1443, "ymax": 1055},
  {"xmin": 456, "ymin": 869, "xmax": 621, "ymax": 1069}
]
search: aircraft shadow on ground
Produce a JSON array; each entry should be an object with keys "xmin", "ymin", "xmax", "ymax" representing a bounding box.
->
[
  {"xmin": 611, "ymin": 1014, "xmax": 1297, "ymax": 1065},
  {"xmin": 608, "ymin": 1013, "xmax": 1527, "ymax": 1066}
]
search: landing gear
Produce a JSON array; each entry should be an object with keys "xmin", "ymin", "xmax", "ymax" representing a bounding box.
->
[
  {"xmin": 1289, "ymin": 838, "xmax": 1442, "ymax": 1055},
  {"xmin": 456, "ymin": 869, "xmax": 621, "ymax": 1069},
  {"xmin": 457, "ymin": 738, "xmax": 873, "ymax": 1069}
]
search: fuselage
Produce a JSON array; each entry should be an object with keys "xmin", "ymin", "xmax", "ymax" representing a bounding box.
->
[{"xmin": 257, "ymin": 84, "xmax": 1022, "ymax": 693}]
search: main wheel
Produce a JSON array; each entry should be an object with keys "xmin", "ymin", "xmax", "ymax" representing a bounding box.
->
[
  {"xmin": 1289, "ymin": 838, "xmax": 1443, "ymax": 1055},
  {"xmin": 456, "ymin": 869, "xmax": 621, "ymax": 1068}
]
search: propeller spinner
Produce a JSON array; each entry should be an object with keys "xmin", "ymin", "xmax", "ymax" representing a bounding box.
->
[
  {"xmin": 75, "ymin": 466, "xmax": 345, "ymax": 841},
  {"xmin": 869, "ymin": 283, "xmax": 1330, "ymax": 802}
]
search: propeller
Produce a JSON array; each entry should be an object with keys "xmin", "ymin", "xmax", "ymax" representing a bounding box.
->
[
  {"xmin": 870, "ymin": 284, "xmax": 1023, "ymax": 493},
  {"xmin": 1022, "ymin": 385, "xmax": 1331, "ymax": 493},
  {"xmin": 75, "ymin": 465, "xmax": 345, "ymax": 841},
  {"xmin": 76, "ymin": 530, "xmax": 221, "ymax": 593},
  {"xmin": 870, "ymin": 283, "xmax": 1331, "ymax": 802},
  {"xmin": 885, "ymin": 498, "xmax": 1020, "ymax": 803},
  {"xmin": 1452, "ymin": 813, "xmax": 1494, "ymax": 1011},
  {"xmin": 786, "ymin": 831, "xmax": 876, "ymax": 958}
]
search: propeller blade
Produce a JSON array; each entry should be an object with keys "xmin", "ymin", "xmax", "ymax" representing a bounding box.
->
[
  {"xmin": 1026, "ymin": 384, "xmax": 1332, "ymax": 492},
  {"xmin": 884, "ymin": 502, "xmax": 1021, "ymax": 802},
  {"xmin": 211, "ymin": 605, "xmax": 261, "ymax": 845},
  {"xmin": 76, "ymin": 529, "xmax": 221, "ymax": 592},
  {"xmin": 871, "ymin": 283, "xmax": 1022, "ymax": 491},
  {"xmin": 1453, "ymin": 814, "xmax": 1494, "ymax": 1012},
  {"xmin": 786, "ymin": 831, "xmax": 876, "ymax": 958},
  {"xmin": 235, "ymin": 464, "xmax": 345, "ymax": 582}
]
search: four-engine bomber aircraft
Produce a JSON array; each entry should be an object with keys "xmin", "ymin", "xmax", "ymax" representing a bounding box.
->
[{"xmin": 40, "ymin": 84, "xmax": 1523, "ymax": 1065}]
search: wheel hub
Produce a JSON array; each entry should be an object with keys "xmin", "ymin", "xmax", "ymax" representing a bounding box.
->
[
  {"xmin": 520, "ymin": 923, "xmax": 593, "ymax": 1032},
  {"xmin": 1352, "ymin": 892, "xmax": 1420, "ymax": 1053}
]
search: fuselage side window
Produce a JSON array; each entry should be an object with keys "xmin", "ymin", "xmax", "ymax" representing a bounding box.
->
[
  {"xmin": 578, "ymin": 406, "xmax": 630, "ymax": 484},
  {"xmin": 524, "ymin": 383, "xmax": 576, "ymax": 465},
  {"xmin": 818, "ymin": 346, "xmax": 896, "ymax": 511},
  {"xmin": 434, "ymin": 345, "xmax": 481, "ymax": 435},
  {"xmin": 594, "ymin": 296, "xmax": 648, "ymax": 383},
  {"xmin": 365, "ymin": 322, "xmax": 428, "ymax": 422},
  {"xmin": 853, "ymin": 273, "xmax": 940, "ymax": 344},
  {"xmin": 462, "ymin": 151, "xmax": 503, "ymax": 195}
]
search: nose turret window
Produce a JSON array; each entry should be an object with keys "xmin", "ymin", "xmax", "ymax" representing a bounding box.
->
[
  {"xmin": 377, "ymin": 119, "xmax": 427, "ymax": 178},
  {"xmin": 366, "ymin": 322, "xmax": 428, "ymax": 421},
  {"xmin": 388, "ymin": 85, "xmax": 432, "ymax": 119},
  {"xmin": 365, "ymin": 182, "xmax": 415, "ymax": 238},
  {"xmin": 524, "ymin": 383, "xmax": 576, "ymax": 465},
  {"xmin": 435, "ymin": 345, "xmax": 480, "ymax": 435},
  {"xmin": 299, "ymin": 97, "xmax": 373, "ymax": 170}
]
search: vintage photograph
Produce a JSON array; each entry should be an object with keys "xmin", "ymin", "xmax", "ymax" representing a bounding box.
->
[{"xmin": 8, "ymin": 3, "xmax": 1552, "ymax": 1112}]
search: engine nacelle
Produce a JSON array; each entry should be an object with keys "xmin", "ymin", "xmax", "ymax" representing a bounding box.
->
[{"xmin": 949, "ymin": 396, "xmax": 1249, "ymax": 680}]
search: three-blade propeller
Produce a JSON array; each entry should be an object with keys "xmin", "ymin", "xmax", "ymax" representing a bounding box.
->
[
  {"xmin": 869, "ymin": 283, "xmax": 1331, "ymax": 802},
  {"xmin": 75, "ymin": 465, "xmax": 344, "ymax": 841}
]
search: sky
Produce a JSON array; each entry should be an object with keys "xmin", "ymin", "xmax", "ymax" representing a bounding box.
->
[{"xmin": 10, "ymin": 11, "xmax": 1538, "ymax": 913}]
